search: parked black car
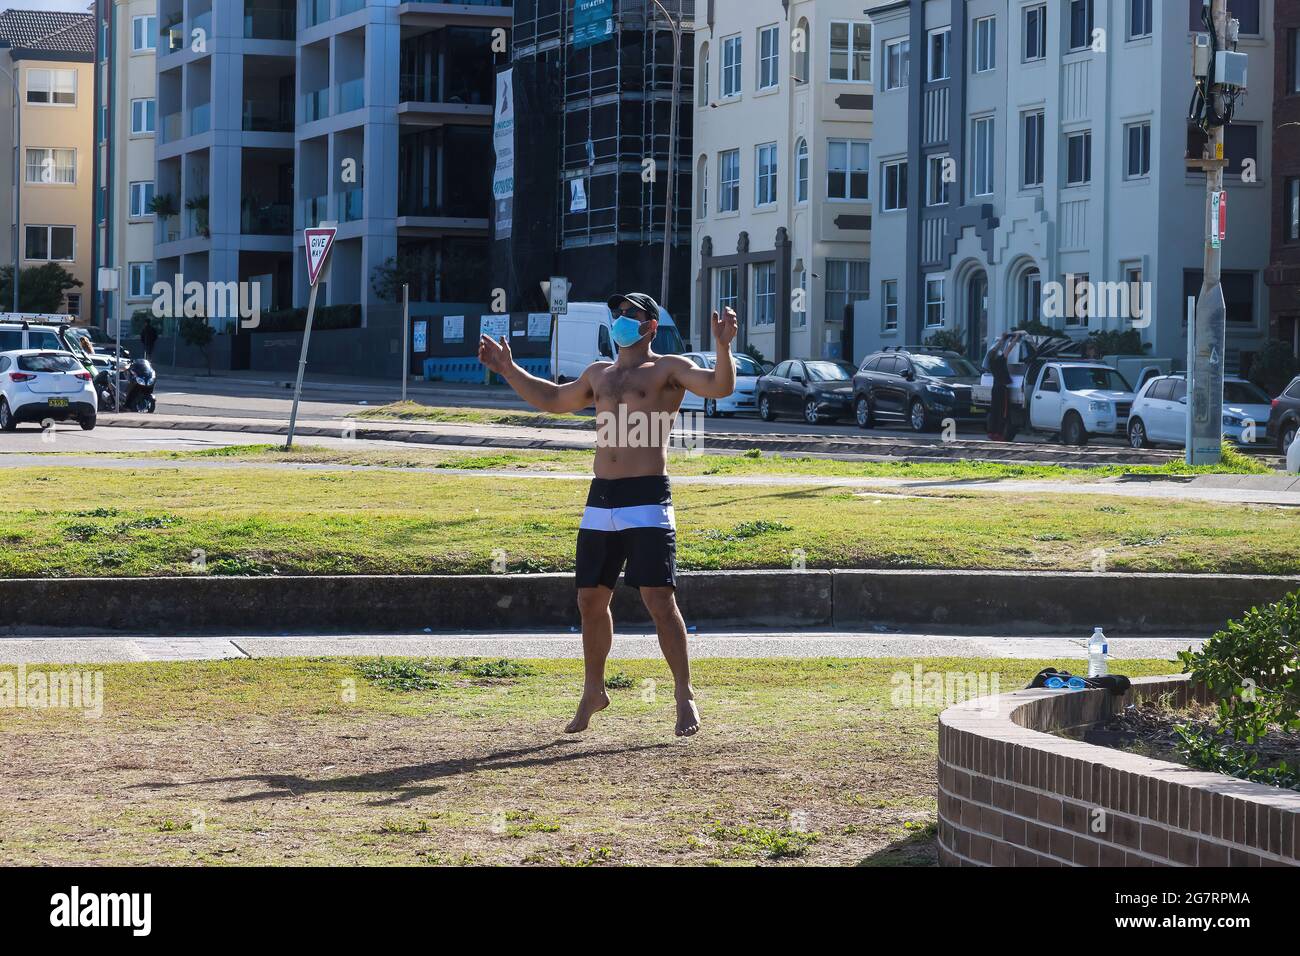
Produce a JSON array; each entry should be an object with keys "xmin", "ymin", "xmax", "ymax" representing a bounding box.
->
[
  {"xmin": 757, "ymin": 359, "xmax": 855, "ymax": 425},
  {"xmin": 853, "ymin": 348, "xmax": 984, "ymax": 432},
  {"xmin": 1266, "ymin": 375, "xmax": 1300, "ymax": 454}
]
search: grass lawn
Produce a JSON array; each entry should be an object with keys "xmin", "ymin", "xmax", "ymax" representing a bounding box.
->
[
  {"xmin": 1, "ymin": 457, "xmax": 1296, "ymax": 577},
  {"xmin": 0, "ymin": 655, "xmax": 1178, "ymax": 866},
  {"xmin": 352, "ymin": 400, "xmax": 591, "ymax": 429}
]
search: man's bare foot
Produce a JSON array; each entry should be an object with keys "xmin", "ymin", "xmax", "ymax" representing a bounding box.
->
[
  {"xmin": 564, "ymin": 688, "xmax": 610, "ymax": 734},
  {"xmin": 675, "ymin": 697, "xmax": 701, "ymax": 737}
]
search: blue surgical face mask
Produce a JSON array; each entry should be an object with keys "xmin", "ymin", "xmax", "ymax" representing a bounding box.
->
[{"xmin": 611, "ymin": 315, "xmax": 649, "ymax": 349}]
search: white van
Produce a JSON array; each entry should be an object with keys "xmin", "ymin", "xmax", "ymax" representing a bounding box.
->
[{"xmin": 552, "ymin": 302, "xmax": 685, "ymax": 382}]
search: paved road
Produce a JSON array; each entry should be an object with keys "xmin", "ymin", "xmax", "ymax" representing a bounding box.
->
[{"xmin": 0, "ymin": 630, "xmax": 1201, "ymax": 663}]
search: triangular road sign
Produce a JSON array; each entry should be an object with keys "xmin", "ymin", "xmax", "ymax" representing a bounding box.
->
[{"xmin": 304, "ymin": 226, "xmax": 338, "ymax": 287}]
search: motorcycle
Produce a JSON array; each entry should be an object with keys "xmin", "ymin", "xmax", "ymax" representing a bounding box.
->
[{"xmin": 95, "ymin": 358, "xmax": 157, "ymax": 414}]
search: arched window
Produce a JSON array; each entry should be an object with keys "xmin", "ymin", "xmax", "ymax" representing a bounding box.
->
[
  {"xmin": 794, "ymin": 18, "xmax": 810, "ymax": 83},
  {"xmin": 698, "ymin": 42, "xmax": 710, "ymax": 106},
  {"xmin": 1016, "ymin": 265, "xmax": 1043, "ymax": 329},
  {"xmin": 696, "ymin": 154, "xmax": 709, "ymax": 219},
  {"xmin": 795, "ymin": 138, "xmax": 809, "ymax": 203}
]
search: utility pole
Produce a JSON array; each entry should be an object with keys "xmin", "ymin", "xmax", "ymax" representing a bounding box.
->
[
  {"xmin": 651, "ymin": 0, "xmax": 682, "ymax": 315},
  {"xmin": 1187, "ymin": 0, "xmax": 1239, "ymax": 466}
]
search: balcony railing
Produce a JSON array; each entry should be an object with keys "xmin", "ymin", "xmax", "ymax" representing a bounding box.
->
[
  {"xmin": 339, "ymin": 188, "xmax": 364, "ymax": 223},
  {"xmin": 158, "ymin": 215, "xmax": 181, "ymax": 244},
  {"xmin": 244, "ymin": 5, "xmax": 295, "ymax": 40},
  {"xmin": 301, "ymin": 195, "xmax": 328, "ymax": 227},
  {"xmin": 192, "ymin": 9, "xmax": 213, "ymax": 42},
  {"xmin": 160, "ymin": 20, "xmax": 184, "ymax": 52},
  {"xmin": 189, "ymin": 102, "xmax": 211, "ymax": 135},
  {"xmin": 304, "ymin": 0, "xmax": 329, "ymax": 28},
  {"xmin": 339, "ymin": 0, "xmax": 365, "ymax": 14},
  {"xmin": 160, "ymin": 112, "xmax": 182, "ymax": 144},
  {"xmin": 338, "ymin": 77, "xmax": 365, "ymax": 113},
  {"xmin": 242, "ymin": 202, "xmax": 293, "ymax": 235},
  {"xmin": 303, "ymin": 89, "xmax": 329, "ymax": 123},
  {"xmin": 243, "ymin": 98, "xmax": 294, "ymax": 133}
]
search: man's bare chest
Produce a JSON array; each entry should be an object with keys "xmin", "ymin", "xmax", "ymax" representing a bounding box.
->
[{"xmin": 593, "ymin": 365, "xmax": 667, "ymax": 407}]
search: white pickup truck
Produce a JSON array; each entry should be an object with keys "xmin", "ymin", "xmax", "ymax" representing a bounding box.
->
[{"xmin": 973, "ymin": 335, "xmax": 1141, "ymax": 445}]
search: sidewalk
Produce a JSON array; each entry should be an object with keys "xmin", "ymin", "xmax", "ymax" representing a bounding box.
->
[{"xmin": 154, "ymin": 363, "xmax": 513, "ymax": 401}]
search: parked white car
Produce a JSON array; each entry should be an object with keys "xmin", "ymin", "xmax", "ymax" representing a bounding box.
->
[
  {"xmin": 679, "ymin": 351, "xmax": 762, "ymax": 417},
  {"xmin": 0, "ymin": 350, "xmax": 97, "ymax": 431},
  {"xmin": 1128, "ymin": 375, "xmax": 1273, "ymax": 449},
  {"xmin": 1024, "ymin": 361, "xmax": 1136, "ymax": 445}
]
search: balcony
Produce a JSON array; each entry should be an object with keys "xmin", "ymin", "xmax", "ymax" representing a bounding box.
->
[
  {"xmin": 243, "ymin": 97, "xmax": 294, "ymax": 133},
  {"xmin": 160, "ymin": 19, "xmax": 184, "ymax": 53},
  {"xmin": 339, "ymin": 0, "xmax": 365, "ymax": 14},
  {"xmin": 339, "ymin": 188, "xmax": 364, "ymax": 223},
  {"xmin": 304, "ymin": 0, "xmax": 329, "ymax": 29},
  {"xmin": 189, "ymin": 103, "xmax": 211, "ymax": 136},
  {"xmin": 303, "ymin": 89, "xmax": 329, "ymax": 123},
  {"xmin": 338, "ymin": 78, "xmax": 365, "ymax": 114},
  {"xmin": 244, "ymin": 4, "xmax": 295, "ymax": 41},
  {"xmin": 301, "ymin": 195, "xmax": 328, "ymax": 228},
  {"xmin": 158, "ymin": 215, "xmax": 181, "ymax": 244},
  {"xmin": 242, "ymin": 201, "xmax": 293, "ymax": 236},
  {"xmin": 160, "ymin": 112, "xmax": 182, "ymax": 144}
]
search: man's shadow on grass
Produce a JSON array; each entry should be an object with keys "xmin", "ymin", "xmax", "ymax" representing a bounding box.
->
[{"xmin": 128, "ymin": 739, "xmax": 674, "ymax": 806}]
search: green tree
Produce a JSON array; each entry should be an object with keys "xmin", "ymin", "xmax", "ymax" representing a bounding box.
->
[
  {"xmin": 180, "ymin": 315, "xmax": 215, "ymax": 373},
  {"xmin": 0, "ymin": 263, "xmax": 84, "ymax": 314}
]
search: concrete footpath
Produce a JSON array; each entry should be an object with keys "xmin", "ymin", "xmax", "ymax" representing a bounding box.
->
[{"xmin": 0, "ymin": 629, "xmax": 1203, "ymax": 664}]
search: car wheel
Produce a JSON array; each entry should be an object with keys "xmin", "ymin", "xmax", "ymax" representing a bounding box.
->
[
  {"xmin": 758, "ymin": 395, "xmax": 776, "ymax": 422},
  {"xmin": 909, "ymin": 399, "xmax": 929, "ymax": 433},
  {"xmin": 855, "ymin": 396, "xmax": 873, "ymax": 430},
  {"xmin": 804, "ymin": 399, "xmax": 822, "ymax": 426},
  {"xmin": 0, "ymin": 398, "xmax": 15, "ymax": 432},
  {"xmin": 80, "ymin": 414, "xmax": 96, "ymax": 431},
  {"xmin": 1282, "ymin": 422, "xmax": 1298, "ymax": 455},
  {"xmin": 703, "ymin": 398, "xmax": 718, "ymax": 418},
  {"xmin": 1128, "ymin": 418, "xmax": 1150, "ymax": 449},
  {"xmin": 1062, "ymin": 412, "xmax": 1089, "ymax": 446}
]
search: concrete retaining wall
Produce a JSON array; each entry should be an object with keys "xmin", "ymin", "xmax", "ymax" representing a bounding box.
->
[
  {"xmin": 938, "ymin": 676, "xmax": 1300, "ymax": 867},
  {"xmin": 0, "ymin": 570, "xmax": 1295, "ymax": 635}
]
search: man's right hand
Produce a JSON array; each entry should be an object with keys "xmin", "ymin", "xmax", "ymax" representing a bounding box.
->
[{"xmin": 478, "ymin": 334, "xmax": 514, "ymax": 376}]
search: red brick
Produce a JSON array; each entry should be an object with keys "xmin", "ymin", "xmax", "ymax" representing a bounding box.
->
[
  {"xmin": 1050, "ymin": 827, "xmax": 1075, "ymax": 862},
  {"xmin": 1198, "ymin": 839, "xmax": 1229, "ymax": 867},
  {"xmin": 1169, "ymin": 831, "xmax": 1198, "ymax": 866},
  {"xmin": 1061, "ymin": 800, "xmax": 1088, "ymax": 834},
  {"xmin": 1038, "ymin": 794, "xmax": 1063, "ymax": 828},
  {"xmin": 1099, "ymin": 843, "xmax": 1126, "ymax": 867},
  {"xmin": 1141, "ymin": 823, "xmax": 1170, "ymax": 859},
  {"xmin": 1003, "ymin": 815, "xmax": 1027, "ymax": 847},
  {"xmin": 1073, "ymin": 836, "xmax": 1102, "ymax": 867}
]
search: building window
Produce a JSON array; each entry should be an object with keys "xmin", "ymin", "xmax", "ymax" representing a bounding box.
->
[
  {"xmin": 827, "ymin": 139, "xmax": 869, "ymax": 200},
  {"xmin": 1065, "ymin": 273, "xmax": 1092, "ymax": 327},
  {"xmin": 795, "ymin": 138, "xmax": 809, "ymax": 204},
  {"xmin": 1066, "ymin": 130, "xmax": 1092, "ymax": 186},
  {"xmin": 926, "ymin": 154, "xmax": 951, "ymax": 206},
  {"xmin": 884, "ymin": 38, "xmax": 910, "ymax": 90},
  {"xmin": 924, "ymin": 276, "xmax": 946, "ymax": 328},
  {"xmin": 1187, "ymin": 124, "xmax": 1258, "ymax": 177},
  {"xmin": 882, "ymin": 160, "xmax": 907, "ymax": 211},
  {"xmin": 1290, "ymin": 29, "xmax": 1299, "ymax": 94},
  {"xmin": 1184, "ymin": 270, "xmax": 1257, "ymax": 324},
  {"xmin": 25, "ymin": 148, "xmax": 75, "ymax": 185},
  {"xmin": 132, "ymin": 15, "xmax": 157, "ymax": 52},
  {"xmin": 1285, "ymin": 178, "xmax": 1299, "ymax": 243},
  {"xmin": 696, "ymin": 156, "xmax": 708, "ymax": 218},
  {"xmin": 722, "ymin": 35, "xmax": 742, "ymax": 97},
  {"xmin": 829, "ymin": 21, "xmax": 872, "ymax": 82},
  {"xmin": 26, "ymin": 69, "xmax": 76, "ymax": 106},
  {"xmin": 1022, "ymin": 110, "xmax": 1045, "ymax": 188},
  {"xmin": 1129, "ymin": 0, "xmax": 1153, "ymax": 40},
  {"xmin": 826, "ymin": 260, "xmax": 869, "ymax": 324},
  {"xmin": 1024, "ymin": 5, "xmax": 1047, "ymax": 62},
  {"xmin": 1019, "ymin": 270, "xmax": 1043, "ymax": 327},
  {"xmin": 130, "ymin": 181, "xmax": 156, "ymax": 218},
  {"xmin": 971, "ymin": 117, "xmax": 994, "ymax": 196},
  {"xmin": 793, "ymin": 269, "xmax": 808, "ymax": 328},
  {"xmin": 1188, "ymin": 1, "xmax": 1259, "ymax": 36},
  {"xmin": 1070, "ymin": 0, "xmax": 1095, "ymax": 52},
  {"xmin": 129, "ymin": 262, "xmax": 155, "ymax": 299},
  {"xmin": 25, "ymin": 225, "xmax": 75, "ymax": 262},
  {"xmin": 1125, "ymin": 122, "xmax": 1151, "ymax": 179},
  {"xmin": 698, "ymin": 43, "xmax": 709, "ymax": 106},
  {"xmin": 794, "ymin": 18, "xmax": 810, "ymax": 83},
  {"xmin": 973, "ymin": 16, "xmax": 996, "ymax": 73},
  {"xmin": 716, "ymin": 267, "xmax": 738, "ymax": 317},
  {"xmin": 755, "ymin": 142, "xmax": 778, "ymax": 206},
  {"xmin": 927, "ymin": 28, "xmax": 951, "ymax": 82},
  {"xmin": 131, "ymin": 98, "xmax": 156, "ymax": 135},
  {"xmin": 65, "ymin": 293, "xmax": 81, "ymax": 316},
  {"xmin": 758, "ymin": 25, "xmax": 780, "ymax": 90},
  {"xmin": 882, "ymin": 280, "xmax": 899, "ymax": 332},
  {"xmin": 752, "ymin": 263, "xmax": 776, "ymax": 327},
  {"xmin": 718, "ymin": 149, "xmax": 740, "ymax": 213}
]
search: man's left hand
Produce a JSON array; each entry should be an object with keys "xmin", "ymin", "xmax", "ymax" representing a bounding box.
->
[{"xmin": 712, "ymin": 307, "xmax": 738, "ymax": 349}]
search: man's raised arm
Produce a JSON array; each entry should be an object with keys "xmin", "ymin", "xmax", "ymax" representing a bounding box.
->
[
  {"xmin": 478, "ymin": 334, "xmax": 594, "ymax": 413},
  {"xmin": 667, "ymin": 307, "xmax": 740, "ymax": 399}
]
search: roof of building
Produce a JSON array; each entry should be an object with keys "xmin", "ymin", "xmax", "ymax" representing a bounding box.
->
[{"xmin": 0, "ymin": 9, "xmax": 96, "ymax": 57}]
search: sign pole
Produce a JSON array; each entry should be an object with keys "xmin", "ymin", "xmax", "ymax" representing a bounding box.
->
[
  {"xmin": 401, "ymin": 282, "xmax": 410, "ymax": 403},
  {"xmin": 286, "ymin": 224, "xmax": 337, "ymax": 450}
]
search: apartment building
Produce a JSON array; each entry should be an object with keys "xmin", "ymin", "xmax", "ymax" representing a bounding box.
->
[
  {"xmin": 97, "ymin": 0, "xmax": 159, "ymax": 335},
  {"xmin": 1266, "ymin": 2, "xmax": 1299, "ymax": 357},
  {"xmin": 152, "ymin": 0, "xmax": 506, "ymax": 369},
  {"xmin": 0, "ymin": 9, "xmax": 97, "ymax": 321},
  {"xmin": 690, "ymin": 1, "xmax": 893, "ymax": 364},
  {"xmin": 500, "ymin": 0, "xmax": 695, "ymax": 330},
  {"xmin": 860, "ymin": 0, "xmax": 1275, "ymax": 371}
]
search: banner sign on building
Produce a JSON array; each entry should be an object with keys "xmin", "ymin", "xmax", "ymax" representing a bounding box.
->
[
  {"xmin": 444, "ymin": 315, "xmax": 465, "ymax": 344},
  {"xmin": 574, "ymin": 0, "xmax": 615, "ymax": 50},
  {"xmin": 492, "ymin": 69, "xmax": 515, "ymax": 239}
]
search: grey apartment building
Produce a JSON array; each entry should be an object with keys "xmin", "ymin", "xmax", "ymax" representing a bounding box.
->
[
  {"xmin": 859, "ymin": 0, "xmax": 1275, "ymax": 370},
  {"xmin": 153, "ymin": 0, "xmax": 507, "ymax": 369}
]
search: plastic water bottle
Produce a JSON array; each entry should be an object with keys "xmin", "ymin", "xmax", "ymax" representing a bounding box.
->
[{"xmin": 1087, "ymin": 628, "xmax": 1109, "ymax": 678}]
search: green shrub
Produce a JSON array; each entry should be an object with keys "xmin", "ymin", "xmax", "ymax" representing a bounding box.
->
[{"xmin": 923, "ymin": 329, "xmax": 965, "ymax": 353}]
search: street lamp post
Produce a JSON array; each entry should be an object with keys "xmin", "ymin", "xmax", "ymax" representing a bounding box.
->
[{"xmin": 650, "ymin": 0, "xmax": 682, "ymax": 315}]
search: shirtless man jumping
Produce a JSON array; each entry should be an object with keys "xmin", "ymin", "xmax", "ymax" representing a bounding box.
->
[{"xmin": 478, "ymin": 293, "xmax": 739, "ymax": 737}]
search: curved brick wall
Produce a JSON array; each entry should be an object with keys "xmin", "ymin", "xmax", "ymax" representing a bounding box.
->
[{"xmin": 938, "ymin": 676, "xmax": 1300, "ymax": 867}]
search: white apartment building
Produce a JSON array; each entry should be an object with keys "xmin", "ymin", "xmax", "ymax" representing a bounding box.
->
[{"xmin": 691, "ymin": 0, "xmax": 894, "ymax": 364}]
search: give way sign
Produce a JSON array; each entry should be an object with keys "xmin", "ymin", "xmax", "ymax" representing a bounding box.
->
[{"xmin": 304, "ymin": 227, "xmax": 337, "ymax": 287}]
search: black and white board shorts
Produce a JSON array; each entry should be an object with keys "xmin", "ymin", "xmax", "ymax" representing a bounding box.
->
[{"xmin": 575, "ymin": 475, "xmax": 677, "ymax": 591}]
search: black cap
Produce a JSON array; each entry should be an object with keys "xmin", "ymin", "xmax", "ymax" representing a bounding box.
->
[{"xmin": 606, "ymin": 292, "xmax": 660, "ymax": 318}]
